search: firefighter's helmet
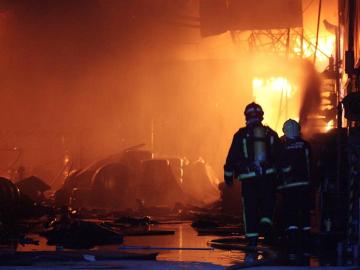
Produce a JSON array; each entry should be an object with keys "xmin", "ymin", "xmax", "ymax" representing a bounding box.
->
[
  {"xmin": 283, "ymin": 119, "xmax": 301, "ymax": 138},
  {"xmin": 244, "ymin": 102, "xmax": 264, "ymax": 123}
]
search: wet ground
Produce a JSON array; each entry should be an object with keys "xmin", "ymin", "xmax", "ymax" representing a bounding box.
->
[
  {"xmin": 113, "ymin": 222, "xmax": 246, "ymax": 266},
  {"xmin": 9, "ymin": 222, "xmax": 351, "ymax": 268},
  {"xmin": 16, "ymin": 222, "xmax": 245, "ymax": 267}
]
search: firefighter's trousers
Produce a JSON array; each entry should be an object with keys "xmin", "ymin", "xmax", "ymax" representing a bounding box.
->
[
  {"xmin": 281, "ymin": 185, "xmax": 311, "ymax": 230},
  {"xmin": 241, "ymin": 174, "xmax": 276, "ymax": 238}
]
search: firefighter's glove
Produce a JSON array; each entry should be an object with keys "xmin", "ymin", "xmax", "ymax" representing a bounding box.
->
[{"xmin": 224, "ymin": 172, "xmax": 234, "ymax": 187}]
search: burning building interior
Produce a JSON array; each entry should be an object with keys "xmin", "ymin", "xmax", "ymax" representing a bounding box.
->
[{"xmin": 0, "ymin": 0, "xmax": 359, "ymax": 269}]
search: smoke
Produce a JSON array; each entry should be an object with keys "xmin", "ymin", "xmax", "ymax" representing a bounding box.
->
[
  {"xmin": 0, "ymin": 0, "xmax": 242, "ymax": 184},
  {"xmin": 0, "ymin": 0, "xmax": 325, "ymax": 188},
  {"xmin": 298, "ymin": 60, "xmax": 322, "ymax": 135}
]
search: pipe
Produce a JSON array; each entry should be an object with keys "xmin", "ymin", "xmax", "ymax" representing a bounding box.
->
[
  {"xmin": 313, "ymin": 0, "xmax": 322, "ymax": 64},
  {"xmin": 118, "ymin": 246, "xmax": 214, "ymax": 251}
]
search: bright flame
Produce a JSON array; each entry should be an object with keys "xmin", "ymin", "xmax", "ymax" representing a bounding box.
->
[
  {"xmin": 297, "ymin": 34, "xmax": 336, "ymax": 71},
  {"xmin": 250, "ymin": 33, "xmax": 336, "ymax": 135},
  {"xmin": 63, "ymin": 153, "xmax": 72, "ymax": 178},
  {"xmin": 325, "ymin": 120, "xmax": 334, "ymax": 132},
  {"xmin": 64, "ymin": 156, "xmax": 70, "ymax": 165},
  {"xmin": 252, "ymin": 76, "xmax": 298, "ymax": 134},
  {"xmin": 253, "ymin": 77, "xmax": 294, "ymax": 97}
]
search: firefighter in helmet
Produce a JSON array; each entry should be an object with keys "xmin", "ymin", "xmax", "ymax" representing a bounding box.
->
[
  {"xmin": 224, "ymin": 102, "xmax": 283, "ymax": 247},
  {"xmin": 278, "ymin": 119, "xmax": 312, "ymax": 254}
]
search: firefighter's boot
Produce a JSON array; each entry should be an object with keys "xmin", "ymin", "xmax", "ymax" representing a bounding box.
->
[
  {"xmin": 260, "ymin": 219, "xmax": 273, "ymax": 245},
  {"xmin": 286, "ymin": 227, "xmax": 300, "ymax": 258},
  {"xmin": 301, "ymin": 228, "xmax": 311, "ymax": 255}
]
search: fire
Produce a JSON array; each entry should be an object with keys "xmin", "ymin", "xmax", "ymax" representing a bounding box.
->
[
  {"xmin": 64, "ymin": 155, "xmax": 70, "ymax": 165},
  {"xmin": 298, "ymin": 34, "xmax": 336, "ymax": 70},
  {"xmin": 325, "ymin": 120, "xmax": 334, "ymax": 132},
  {"xmin": 251, "ymin": 32, "xmax": 336, "ymax": 134},
  {"xmin": 252, "ymin": 76, "xmax": 298, "ymax": 134}
]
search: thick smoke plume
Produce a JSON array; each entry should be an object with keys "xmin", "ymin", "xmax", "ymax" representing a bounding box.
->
[{"xmin": 298, "ymin": 61, "xmax": 322, "ymax": 136}]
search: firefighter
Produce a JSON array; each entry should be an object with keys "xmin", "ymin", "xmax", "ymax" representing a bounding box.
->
[
  {"xmin": 278, "ymin": 119, "xmax": 312, "ymax": 254},
  {"xmin": 224, "ymin": 102, "xmax": 283, "ymax": 247}
]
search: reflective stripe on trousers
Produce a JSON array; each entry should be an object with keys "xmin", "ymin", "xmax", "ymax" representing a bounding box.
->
[
  {"xmin": 238, "ymin": 168, "xmax": 276, "ymax": 180},
  {"xmin": 277, "ymin": 181, "xmax": 310, "ymax": 190}
]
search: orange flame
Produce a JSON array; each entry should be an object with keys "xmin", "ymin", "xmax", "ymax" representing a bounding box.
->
[{"xmin": 252, "ymin": 33, "xmax": 336, "ymax": 134}]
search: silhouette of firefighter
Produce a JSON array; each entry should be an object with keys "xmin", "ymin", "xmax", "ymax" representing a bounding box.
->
[
  {"xmin": 224, "ymin": 102, "xmax": 283, "ymax": 247},
  {"xmin": 278, "ymin": 119, "xmax": 313, "ymax": 254}
]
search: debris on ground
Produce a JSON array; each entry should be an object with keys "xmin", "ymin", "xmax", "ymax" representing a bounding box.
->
[{"xmin": 41, "ymin": 210, "xmax": 123, "ymax": 249}]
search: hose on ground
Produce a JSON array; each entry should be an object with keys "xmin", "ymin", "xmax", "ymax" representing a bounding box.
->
[{"xmin": 208, "ymin": 237, "xmax": 278, "ymax": 270}]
